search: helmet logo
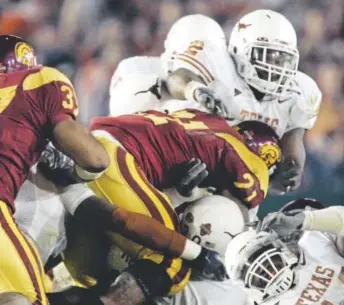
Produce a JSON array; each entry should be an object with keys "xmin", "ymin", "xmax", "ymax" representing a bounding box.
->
[
  {"xmin": 200, "ymin": 223, "xmax": 212, "ymax": 236},
  {"xmin": 238, "ymin": 23, "xmax": 252, "ymax": 32},
  {"xmin": 258, "ymin": 142, "xmax": 282, "ymax": 167},
  {"xmin": 15, "ymin": 42, "xmax": 35, "ymax": 67},
  {"xmin": 185, "ymin": 212, "xmax": 194, "ymax": 223}
]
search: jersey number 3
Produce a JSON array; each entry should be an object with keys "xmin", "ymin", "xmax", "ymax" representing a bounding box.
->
[{"xmin": 61, "ymin": 85, "xmax": 78, "ymax": 116}]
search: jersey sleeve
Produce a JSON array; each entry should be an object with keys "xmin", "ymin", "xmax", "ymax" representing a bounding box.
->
[
  {"xmin": 286, "ymin": 72, "xmax": 322, "ymax": 132},
  {"xmin": 217, "ymin": 133, "xmax": 269, "ymax": 208},
  {"xmin": 23, "ymin": 67, "xmax": 78, "ymax": 127},
  {"xmin": 171, "ymin": 40, "xmax": 228, "ymax": 85},
  {"xmin": 109, "ymin": 72, "xmax": 163, "ymax": 116}
]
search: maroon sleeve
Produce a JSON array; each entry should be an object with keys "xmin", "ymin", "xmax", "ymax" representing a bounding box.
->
[
  {"xmin": 220, "ymin": 138, "xmax": 269, "ymax": 208},
  {"xmin": 26, "ymin": 67, "xmax": 79, "ymax": 128},
  {"xmin": 45, "ymin": 81, "xmax": 78, "ymax": 126}
]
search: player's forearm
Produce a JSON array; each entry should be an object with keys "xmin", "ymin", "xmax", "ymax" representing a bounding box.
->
[
  {"xmin": 302, "ymin": 206, "xmax": 344, "ymax": 235},
  {"xmin": 109, "ymin": 207, "xmax": 202, "ymax": 260},
  {"xmin": 53, "ymin": 119, "xmax": 109, "ymax": 178},
  {"xmin": 280, "ymin": 128, "xmax": 306, "ymax": 187},
  {"xmin": 165, "ymin": 68, "xmax": 205, "ymax": 100},
  {"xmin": 61, "ymin": 189, "xmax": 202, "ymax": 260}
]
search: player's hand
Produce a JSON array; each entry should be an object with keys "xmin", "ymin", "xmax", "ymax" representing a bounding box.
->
[
  {"xmin": 194, "ymin": 87, "xmax": 230, "ymax": 119},
  {"xmin": 191, "ymin": 248, "xmax": 228, "ymax": 281},
  {"xmin": 259, "ymin": 211, "xmax": 305, "ymax": 237},
  {"xmin": 171, "ymin": 158, "xmax": 215, "ymax": 202},
  {"xmin": 38, "ymin": 143, "xmax": 78, "ymax": 186},
  {"xmin": 269, "ymin": 159, "xmax": 301, "ymax": 194},
  {"xmin": 40, "ymin": 142, "xmax": 74, "ymax": 170}
]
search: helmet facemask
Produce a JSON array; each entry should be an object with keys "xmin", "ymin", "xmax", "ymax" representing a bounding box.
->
[
  {"xmin": 227, "ymin": 232, "xmax": 298, "ymax": 303},
  {"xmin": 240, "ymin": 40, "xmax": 299, "ymax": 97}
]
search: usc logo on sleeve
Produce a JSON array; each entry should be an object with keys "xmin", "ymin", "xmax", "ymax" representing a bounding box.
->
[{"xmin": 15, "ymin": 42, "xmax": 36, "ymax": 67}]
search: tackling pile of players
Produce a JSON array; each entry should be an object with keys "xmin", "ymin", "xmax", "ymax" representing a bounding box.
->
[{"xmin": 0, "ymin": 8, "xmax": 343, "ymax": 305}]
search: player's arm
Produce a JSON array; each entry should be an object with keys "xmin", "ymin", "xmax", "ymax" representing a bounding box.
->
[
  {"xmin": 261, "ymin": 204, "xmax": 344, "ymax": 257},
  {"xmin": 165, "ymin": 40, "xmax": 211, "ymax": 100},
  {"xmin": 218, "ymin": 133, "xmax": 269, "ymax": 208},
  {"xmin": 278, "ymin": 127, "xmax": 306, "ymax": 191},
  {"xmin": 165, "ymin": 67, "xmax": 205, "ymax": 100},
  {"xmin": 30, "ymin": 67, "xmax": 109, "ymax": 180},
  {"xmin": 53, "ymin": 119, "xmax": 109, "ymax": 179},
  {"xmin": 273, "ymin": 73, "xmax": 322, "ymax": 193},
  {"xmin": 164, "ymin": 41, "xmax": 229, "ymax": 117},
  {"xmin": 58, "ymin": 183, "xmax": 226, "ymax": 280}
]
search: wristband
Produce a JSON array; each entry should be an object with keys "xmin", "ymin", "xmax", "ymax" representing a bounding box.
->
[
  {"xmin": 184, "ymin": 81, "xmax": 207, "ymax": 102},
  {"xmin": 75, "ymin": 164, "xmax": 105, "ymax": 181},
  {"xmin": 180, "ymin": 239, "xmax": 202, "ymax": 260}
]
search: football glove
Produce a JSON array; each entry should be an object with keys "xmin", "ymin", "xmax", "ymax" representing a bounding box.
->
[
  {"xmin": 269, "ymin": 159, "xmax": 301, "ymax": 194},
  {"xmin": 38, "ymin": 143, "xmax": 78, "ymax": 186},
  {"xmin": 170, "ymin": 158, "xmax": 215, "ymax": 202},
  {"xmin": 193, "ymin": 87, "xmax": 230, "ymax": 119},
  {"xmin": 259, "ymin": 210, "xmax": 305, "ymax": 237},
  {"xmin": 191, "ymin": 247, "xmax": 228, "ymax": 281}
]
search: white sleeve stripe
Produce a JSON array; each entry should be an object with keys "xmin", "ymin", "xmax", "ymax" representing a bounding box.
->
[{"xmin": 175, "ymin": 54, "xmax": 214, "ymax": 84}]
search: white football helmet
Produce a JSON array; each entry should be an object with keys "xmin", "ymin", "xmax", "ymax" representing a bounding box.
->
[
  {"xmin": 180, "ymin": 195, "xmax": 247, "ymax": 256},
  {"xmin": 161, "ymin": 14, "xmax": 226, "ymax": 74},
  {"xmin": 228, "ymin": 10, "xmax": 299, "ymax": 97},
  {"xmin": 225, "ymin": 230, "xmax": 298, "ymax": 303}
]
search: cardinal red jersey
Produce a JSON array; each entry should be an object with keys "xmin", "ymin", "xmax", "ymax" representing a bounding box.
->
[
  {"xmin": 90, "ymin": 110, "xmax": 269, "ymax": 207},
  {"xmin": 0, "ymin": 66, "xmax": 78, "ymax": 210}
]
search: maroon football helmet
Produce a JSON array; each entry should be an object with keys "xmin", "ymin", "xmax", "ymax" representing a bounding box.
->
[
  {"xmin": 236, "ymin": 120, "xmax": 282, "ymax": 173},
  {"xmin": 0, "ymin": 35, "xmax": 37, "ymax": 73}
]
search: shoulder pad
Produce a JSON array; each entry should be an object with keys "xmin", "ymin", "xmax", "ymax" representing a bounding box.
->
[
  {"xmin": 115, "ymin": 56, "xmax": 162, "ymax": 78},
  {"xmin": 173, "ymin": 39, "xmax": 231, "ymax": 85},
  {"xmin": 293, "ymin": 71, "xmax": 322, "ymax": 112},
  {"xmin": 23, "ymin": 66, "xmax": 73, "ymax": 91}
]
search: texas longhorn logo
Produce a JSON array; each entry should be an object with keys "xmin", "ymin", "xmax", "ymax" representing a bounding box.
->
[
  {"xmin": 15, "ymin": 42, "xmax": 36, "ymax": 67},
  {"xmin": 238, "ymin": 23, "xmax": 252, "ymax": 31},
  {"xmin": 258, "ymin": 142, "xmax": 282, "ymax": 168}
]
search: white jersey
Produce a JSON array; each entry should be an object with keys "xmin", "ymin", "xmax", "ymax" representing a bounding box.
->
[
  {"xmin": 109, "ymin": 56, "xmax": 167, "ymax": 116},
  {"xmin": 108, "ymin": 246, "xmax": 246, "ymax": 305},
  {"xmin": 158, "ymin": 280, "xmax": 246, "ymax": 305},
  {"xmin": 109, "ymin": 56, "xmax": 207, "ymax": 116},
  {"xmin": 171, "ymin": 40, "xmax": 322, "ymax": 138},
  {"xmin": 256, "ymin": 231, "xmax": 344, "ymax": 305},
  {"xmin": 14, "ymin": 164, "xmax": 67, "ymax": 264}
]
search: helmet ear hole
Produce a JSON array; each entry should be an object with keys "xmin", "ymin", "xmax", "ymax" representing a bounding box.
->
[{"xmin": 233, "ymin": 46, "xmax": 237, "ymax": 54}]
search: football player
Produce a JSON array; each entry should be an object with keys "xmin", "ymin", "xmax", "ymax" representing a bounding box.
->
[
  {"xmin": 110, "ymin": 11, "xmax": 322, "ymax": 195},
  {"xmin": 166, "ymin": 10, "xmax": 321, "ymax": 194},
  {"xmin": 225, "ymin": 198, "xmax": 344, "ymax": 305},
  {"xmin": 49, "ymin": 193, "xmax": 249, "ymax": 305},
  {"xmin": 41, "ymin": 112, "xmax": 279, "ymax": 305},
  {"xmin": 0, "ymin": 35, "xmax": 109, "ymax": 305},
  {"xmin": 14, "ymin": 156, "xmax": 227, "ymax": 305},
  {"xmin": 108, "ymin": 14, "xmax": 226, "ymax": 116}
]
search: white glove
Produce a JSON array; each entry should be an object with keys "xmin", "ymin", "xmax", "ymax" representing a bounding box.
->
[{"xmin": 259, "ymin": 211, "xmax": 306, "ymax": 237}]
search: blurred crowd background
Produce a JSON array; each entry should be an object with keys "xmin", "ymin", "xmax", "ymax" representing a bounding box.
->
[{"xmin": 1, "ymin": 0, "xmax": 344, "ymax": 214}]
